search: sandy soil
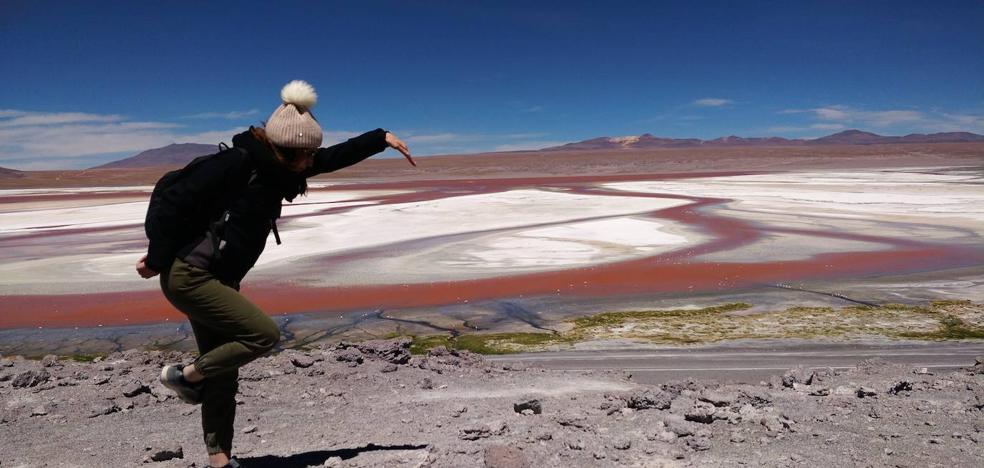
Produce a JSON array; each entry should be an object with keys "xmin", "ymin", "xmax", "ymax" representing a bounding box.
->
[{"xmin": 1, "ymin": 338, "xmax": 982, "ymax": 467}]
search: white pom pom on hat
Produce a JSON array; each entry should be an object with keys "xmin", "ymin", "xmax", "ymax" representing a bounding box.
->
[
  {"xmin": 266, "ymin": 80, "xmax": 323, "ymax": 148},
  {"xmin": 280, "ymin": 80, "xmax": 318, "ymax": 109}
]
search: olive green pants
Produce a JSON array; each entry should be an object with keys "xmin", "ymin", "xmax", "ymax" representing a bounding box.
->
[{"xmin": 160, "ymin": 257, "xmax": 281, "ymax": 455}]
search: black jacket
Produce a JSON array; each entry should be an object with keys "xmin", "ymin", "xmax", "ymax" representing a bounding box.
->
[{"xmin": 145, "ymin": 127, "xmax": 389, "ymax": 289}]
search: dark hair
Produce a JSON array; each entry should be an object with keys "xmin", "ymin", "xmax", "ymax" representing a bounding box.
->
[{"xmin": 249, "ymin": 127, "xmax": 308, "ymax": 196}]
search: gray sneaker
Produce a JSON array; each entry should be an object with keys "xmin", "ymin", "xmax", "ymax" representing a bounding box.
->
[{"xmin": 159, "ymin": 364, "xmax": 203, "ymax": 404}]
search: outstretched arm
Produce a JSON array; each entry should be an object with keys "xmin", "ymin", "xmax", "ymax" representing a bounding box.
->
[{"xmin": 302, "ymin": 129, "xmax": 415, "ymax": 176}]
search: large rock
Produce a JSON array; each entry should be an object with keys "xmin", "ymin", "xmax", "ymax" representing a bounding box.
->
[
  {"xmin": 11, "ymin": 370, "xmax": 50, "ymax": 388},
  {"xmin": 624, "ymin": 389, "xmax": 673, "ymax": 410},
  {"xmin": 484, "ymin": 444, "xmax": 528, "ymax": 468},
  {"xmin": 460, "ymin": 420, "xmax": 507, "ymax": 440},
  {"xmin": 334, "ymin": 349, "xmax": 364, "ymax": 366},
  {"xmin": 290, "ymin": 354, "xmax": 316, "ymax": 368},
  {"xmin": 122, "ymin": 380, "xmax": 150, "ymax": 398},
  {"xmin": 143, "ymin": 445, "xmax": 183, "ymax": 462},
  {"xmin": 513, "ymin": 398, "xmax": 542, "ymax": 415},
  {"xmin": 335, "ymin": 338, "xmax": 412, "ymax": 365}
]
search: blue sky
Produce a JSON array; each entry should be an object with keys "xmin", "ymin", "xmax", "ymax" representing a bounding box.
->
[{"xmin": 1, "ymin": 0, "xmax": 982, "ymax": 170}]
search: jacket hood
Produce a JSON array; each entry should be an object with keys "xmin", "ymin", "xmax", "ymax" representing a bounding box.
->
[{"xmin": 232, "ymin": 127, "xmax": 306, "ymax": 202}]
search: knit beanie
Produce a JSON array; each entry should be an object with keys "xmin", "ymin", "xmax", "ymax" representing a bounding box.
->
[{"xmin": 265, "ymin": 80, "xmax": 323, "ymax": 148}]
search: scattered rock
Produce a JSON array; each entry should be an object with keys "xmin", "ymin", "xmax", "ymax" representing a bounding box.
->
[
  {"xmin": 856, "ymin": 386, "xmax": 877, "ymax": 398},
  {"xmin": 143, "ymin": 445, "xmax": 183, "ymax": 462},
  {"xmin": 419, "ymin": 377, "xmax": 434, "ymax": 389},
  {"xmin": 0, "ymin": 358, "xmax": 14, "ymax": 368},
  {"xmin": 887, "ymin": 380, "xmax": 913, "ymax": 395},
  {"xmin": 334, "ymin": 349, "xmax": 364, "ymax": 366},
  {"xmin": 555, "ymin": 414, "xmax": 588, "ymax": 429},
  {"xmin": 122, "ymin": 380, "xmax": 150, "ymax": 398},
  {"xmin": 460, "ymin": 420, "xmax": 508, "ymax": 440},
  {"xmin": 484, "ymin": 444, "xmax": 528, "ymax": 468},
  {"xmin": 41, "ymin": 354, "xmax": 61, "ymax": 367},
  {"xmin": 336, "ymin": 338, "xmax": 411, "ymax": 364},
  {"xmin": 11, "ymin": 369, "xmax": 50, "ymax": 388},
  {"xmin": 242, "ymin": 425, "xmax": 257, "ymax": 434},
  {"xmin": 968, "ymin": 356, "xmax": 984, "ymax": 375},
  {"xmin": 381, "ymin": 363, "xmax": 398, "ymax": 373},
  {"xmin": 450, "ymin": 405, "xmax": 467, "ymax": 418},
  {"xmin": 613, "ymin": 438, "xmax": 631, "ymax": 450},
  {"xmin": 685, "ymin": 401, "xmax": 719, "ymax": 424},
  {"xmin": 625, "ymin": 389, "xmax": 673, "ymax": 410},
  {"xmin": 290, "ymin": 355, "xmax": 316, "ymax": 368},
  {"xmin": 760, "ymin": 415, "xmax": 794, "ymax": 433},
  {"xmin": 93, "ymin": 375, "xmax": 111, "ymax": 385},
  {"xmin": 686, "ymin": 437, "xmax": 711, "ymax": 451},
  {"xmin": 781, "ymin": 366, "xmax": 810, "ymax": 388},
  {"xmin": 564, "ymin": 439, "xmax": 585, "ymax": 450},
  {"xmin": 89, "ymin": 403, "xmax": 120, "ymax": 418},
  {"xmin": 514, "ymin": 398, "xmax": 542, "ymax": 415},
  {"xmin": 699, "ymin": 390, "xmax": 737, "ymax": 407},
  {"xmin": 661, "ymin": 415, "xmax": 696, "ymax": 437},
  {"xmin": 30, "ymin": 406, "xmax": 47, "ymax": 417}
]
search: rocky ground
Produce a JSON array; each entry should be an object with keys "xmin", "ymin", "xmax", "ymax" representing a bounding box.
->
[{"xmin": 2, "ymin": 339, "xmax": 983, "ymax": 467}]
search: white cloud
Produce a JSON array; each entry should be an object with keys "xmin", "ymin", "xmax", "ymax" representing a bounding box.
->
[
  {"xmin": 810, "ymin": 123, "xmax": 846, "ymax": 130},
  {"xmin": 0, "ymin": 111, "xmax": 125, "ymax": 128},
  {"xmin": 390, "ymin": 130, "xmax": 560, "ymax": 156},
  {"xmin": 778, "ymin": 105, "xmax": 983, "ymax": 133},
  {"xmin": 0, "ymin": 109, "xmax": 564, "ymax": 168},
  {"xmin": 693, "ymin": 98, "xmax": 733, "ymax": 107},
  {"xmin": 0, "ymin": 109, "xmax": 248, "ymax": 169}
]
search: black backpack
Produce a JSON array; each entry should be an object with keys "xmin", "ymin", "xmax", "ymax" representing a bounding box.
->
[{"xmin": 145, "ymin": 144, "xmax": 252, "ymax": 266}]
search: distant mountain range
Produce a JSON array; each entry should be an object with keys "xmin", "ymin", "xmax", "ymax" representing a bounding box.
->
[
  {"xmin": 82, "ymin": 129, "xmax": 984, "ymax": 170},
  {"xmin": 89, "ymin": 143, "xmax": 219, "ymax": 169},
  {"xmin": 0, "ymin": 166, "xmax": 25, "ymax": 178},
  {"xmin": 542, "ymin": 130, "xmax": 984, "ymax": 151}
]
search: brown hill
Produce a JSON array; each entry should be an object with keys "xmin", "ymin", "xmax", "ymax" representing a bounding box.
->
[
  {"xmin": 89, "ymin": 143, "xmax": 217, "ymax": 169},
  {"xmin": 544, "ymin": 129, "xmax": 984, "ymax": 151},
  {"xmin": 0, "ymin": 166, "xmax": 26, "ymax": 179}
]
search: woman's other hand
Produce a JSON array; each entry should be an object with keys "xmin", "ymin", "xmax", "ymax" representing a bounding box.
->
[
  {"xmin": 137, "ymin": 253, "xmax": 160, "ymax": 279},
  {"xmin": 384, "ymin": 132, "xmax": 416, "ymax": 167}
]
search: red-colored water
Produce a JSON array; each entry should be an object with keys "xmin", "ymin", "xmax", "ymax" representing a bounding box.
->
[{"xmin": 2, "ymin": 172, "xmax": 981, "ymax": 329}]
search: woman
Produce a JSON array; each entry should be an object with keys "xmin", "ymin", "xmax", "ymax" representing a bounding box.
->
[{"xmin": 135, "ymin": 80, "xmax": 413, "ymax": 468}]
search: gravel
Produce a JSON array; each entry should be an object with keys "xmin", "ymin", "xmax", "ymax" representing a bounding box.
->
[{"xmin": 1, "ymin": 341, "xmax": 982, "ymax": 467}]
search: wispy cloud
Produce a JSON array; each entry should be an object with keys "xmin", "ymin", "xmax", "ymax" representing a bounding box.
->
[
  {"xmin": 693, "ymin": 98, "xmax": 733, "ymax": 107},
  {"xmin": 0, "ymin": 109, "xmax": 125, "ymax": 128},
  {"xmin": 0, "ymin": 109, "xmax": 245, "ymax": 169},
  {"xmin": 0, "ymin": 108, "xmax": 563, "ymax": 169},
  {"xmin": 183, "ymin": 109, "xmax": 260, "ymax": 120},
  {"xmin": 394, "ymin": 130, "xmax": 556, "ymax": 155},
  {"xmin": 765, "ymin": 123, "xmax": 846, "ymax": 133},
  {"xmin": 779, "ymin": 105, "xmax": 982, "ymax": 132}
]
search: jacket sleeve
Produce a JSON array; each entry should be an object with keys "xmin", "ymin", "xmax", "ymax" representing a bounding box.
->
[
  {"xmin": 304, "ymin": 128, "xmax": 388, "ymax": 177},
  {"xmin": 144, "ymin": 152, "xmax": 238, "ymax": 273}
]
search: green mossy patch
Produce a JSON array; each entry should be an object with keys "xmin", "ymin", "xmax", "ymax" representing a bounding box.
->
[{"xmin": 397, "ymin": 300, "xmax": 984, "ymax": 354}]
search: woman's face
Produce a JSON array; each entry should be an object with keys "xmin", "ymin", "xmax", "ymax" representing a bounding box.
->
[{"xmin": 283, "ymin": 147, "xmax": 316, "ymax": 173}]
